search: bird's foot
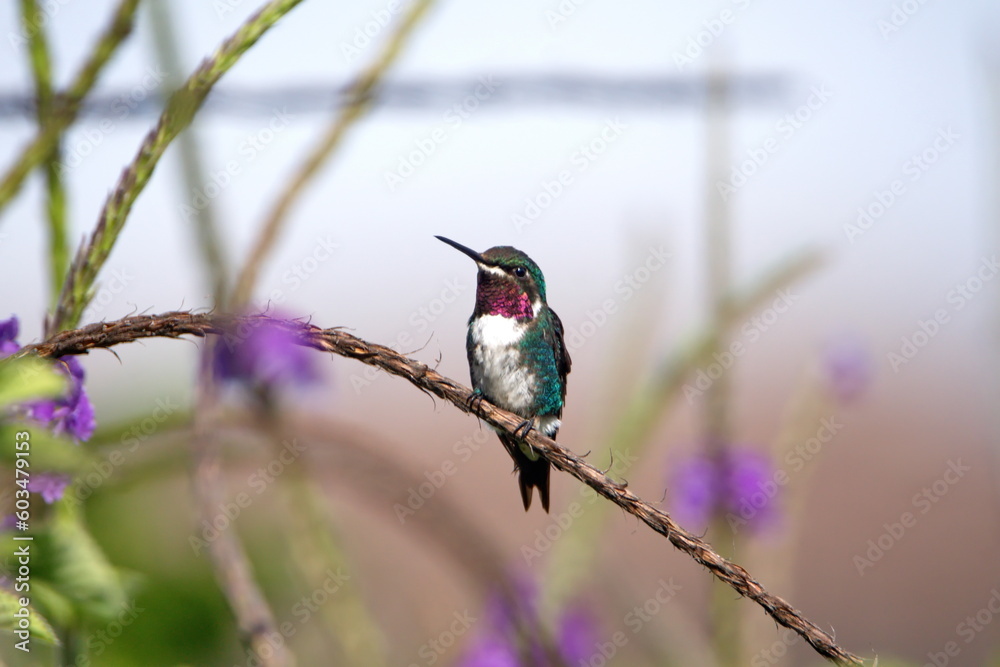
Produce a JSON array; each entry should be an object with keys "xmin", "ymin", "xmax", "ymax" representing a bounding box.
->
[{"xmin": 466, "ymin": 389, "xmax": 486, "ymax": 413}]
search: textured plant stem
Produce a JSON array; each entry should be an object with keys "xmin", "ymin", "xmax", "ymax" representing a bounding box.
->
[
  {"xmin": 542, "ymin": 249, "xmax": 822, "ymax": 617},
  {"xmin": 20, "ymin": 0, "xmax": 70, "ymax": 301},
  {"xmin": 60, "ymin": 626, "xmax": 82, "ymax": 666},
  {"xmin": 49, "ymin": 0, "xmax": 305, "ymax": 333},
  {"xmin": 291, "ymin": 421, "xmax": 568, "ymax": 666},
  {"xmin": 0, "ymin": 0, "xmax": 140, "ymax": 217},
  {"xmin": 147, "ymin": 1, "xmax": 231, "ymax": 304},
  {"xmin": 191, "ymin": 354, "xmax": 293, "ymax": 667},
  {"xmin": 83, "ymin": 414, "xmax": 567, "ymax": 663},
  {"xmin": 254, "ymin": 406, "xmax": 387, "ymax": 667},
  {"xmin": 704, "ymin": 65, "xmax": 740, "ymax": 667},
  {"xmin": 585, "ymin": 251, "xmax": 820, "ymax": 473},
  {"xmin": 230, "ymin": 0, "xmax": 436, "ymax": 305},
  {"xmin": 22, "ymin": 311, "xmax": 863, "ymax": 665}
]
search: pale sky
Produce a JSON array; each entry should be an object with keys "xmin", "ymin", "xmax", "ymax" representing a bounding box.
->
[
  {"xmin": 0, "ymin": 0, "xmax": 995, "ymax": 418},
  {"xmin": 3, "ymin": 1, "xmax": 1000, "ymax": 662}
]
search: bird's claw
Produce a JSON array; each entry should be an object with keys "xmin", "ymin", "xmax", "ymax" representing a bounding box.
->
[{"xmin": 466, "ymin": 389, "xmax": 486, "ymax": 413}]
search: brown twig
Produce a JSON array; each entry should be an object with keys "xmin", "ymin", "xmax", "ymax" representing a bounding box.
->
[
  {"xmin": 48, "ymin": 0, "xmax": 305, "ymax": 333},
  {"xmin": 20, "ymin": 311, "xmax": 863, "ymax": 665}
]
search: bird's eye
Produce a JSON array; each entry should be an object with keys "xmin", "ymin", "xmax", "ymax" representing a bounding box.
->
[{"xmin": 513, "ymin": 266, "xmax": 527, "ymax": 278}]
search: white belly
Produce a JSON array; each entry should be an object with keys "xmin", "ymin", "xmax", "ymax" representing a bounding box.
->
[
  {"xmin": 468, "ymin": 316, "xmax": 563, "ymax": 437},
  {"xmin": 469, "ymin": 316, "xmax": 535, "ymax": 415}
]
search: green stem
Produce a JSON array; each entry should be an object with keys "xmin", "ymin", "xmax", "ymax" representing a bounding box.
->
[
  {"xmin": 0, "ymin": 0, "xmax": 140, "ymax": 219},
  {"xmin": 20, "ymin": 0, "xmax": 70, "ymax": 303},
  {"xmin": 704, "ymin": 65, "xmax": 739, "ymax": 667},
  {"xmin": 541, "ymin": 251, "xmax": 822, "ymax": 618},
  {"xmin": 191, "ymin": 366, "xmax": 293, "ymax": 667},
  {"xmin": 146, "ymin": 1, "xmax": 231, "ymax": 305},
  {"xmin": 282, "ymin": 456, "xmax": 387, "ymax": 666},
  {"xmin": 59, "ymin": 625, "xmax": 83, "ymax": 666},
  {"xmin": 49, "ymin": 0, "xmax": 306, "ymax": 333},
  {"xmin": 253, "ymin": 396, "xmax": 385, "ymax": 667},
  {"xmin": 231, "ymin": 0, "xmax": 437, "ymax": 305}
]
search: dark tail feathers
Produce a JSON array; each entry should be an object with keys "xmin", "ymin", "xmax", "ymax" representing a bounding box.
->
[{"xmin": 499, "ymin": 433, "xmax": 550, "ymax": 512}]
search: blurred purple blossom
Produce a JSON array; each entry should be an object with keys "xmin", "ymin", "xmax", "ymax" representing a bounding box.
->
[
  {"xmin": 212, "ymin": 317, "xmax": 320, "ymax": 389},
  {"xmin": 670, "ymin": 447, "xmax": 778, "ymax": 534},
  {"xmin": 0, "ymin": 316, "xmax": 19, "ymax": 357},
  {"xmin": 456, "ymin": 635, "xmax": 520, "ymax": 667},
  {"xmin": 456, "ymin": 579, "xmax": 601, "ymax": 667},
  {"xmin": 29, "ymin": 474, "xmax": 71, "ymax": 504},
  {"xmin": 670, "ymin": 455, "xmax": 716, "ymax": 527},
  {"xmin": 556, "ymin": 605, "xmax": 601, "ymax": 664},
  {"xmin": 821, "ymin": 333, "xmax": 872, "ymax": 403}
]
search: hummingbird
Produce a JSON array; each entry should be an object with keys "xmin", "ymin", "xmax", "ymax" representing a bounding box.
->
[{"xmin": 436, "ymin": 236, "xmax": 571, "ymax": 512}]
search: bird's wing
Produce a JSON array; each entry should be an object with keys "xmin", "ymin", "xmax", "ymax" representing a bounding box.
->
[{"xmin": 546, "ymin": 307, "xmax": 572, "ymax": 410}]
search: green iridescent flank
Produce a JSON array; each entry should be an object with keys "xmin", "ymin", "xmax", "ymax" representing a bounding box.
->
[{"xmin": 521, "ymin": 309, "xmax": 564, "ymax": 415}]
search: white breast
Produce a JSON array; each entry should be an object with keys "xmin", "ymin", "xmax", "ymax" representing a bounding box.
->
[
  {"xmin": 469, "ymin": 316, "xmax": 535, "ymax": 415},
  {"xmin": 470, "ymin": 315, "xmax": 525, "ymax": 347}
]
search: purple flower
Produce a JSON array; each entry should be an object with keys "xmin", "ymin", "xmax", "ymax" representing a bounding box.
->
[
  {"xmin": 1, "ymin": 316, "xmax": 95, "ymax": 444},
  {"xmin": 821, "ymin": 334, "xmax": 872, "ymax": 403},
  {"xmin": 0, "ymin": 316, "xmax": 20, "ymax": 358},
  {"xmin": 23, "ymin": 356, "xmax": 95, "ymax": 503},
  {"xmin": 456, "ymin": 635, "xmax": 521, "ymax": 667},
  {"xmin": 456, "ymin": 577, "xmax": 601, "ymax": 666},
  {"xmin": 724, "ymin": 450, "xmax": 777, "ymax": 528},
  {"xmin": 670, "ymin": 447, "xmax": 778, "ymax": 534},
  {"xmin": 0, "ymin": 316, "xmax": 96, "ymax": 503},
  {"xmin": 212, "ymin": 317, "xmax": 319, "ymax": 389},
  {"xmin": 29, "ymin": 356, "xmax": 96, "ymax": 443},
  {"xmin": 28, "ymin": 474, "xmax": 71, "ymax": 504},
  {"xmin": 670, "ymin": 455, "xmax": 718, "ymax": 527},
  {"xmin": 557, "ymin": 605, "xmax": 601, "ymax": 664}
]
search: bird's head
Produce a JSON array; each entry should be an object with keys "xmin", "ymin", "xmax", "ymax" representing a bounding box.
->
[{"xmin": 436, "ymin": 236, "xmax": 546, "ymax": 320}]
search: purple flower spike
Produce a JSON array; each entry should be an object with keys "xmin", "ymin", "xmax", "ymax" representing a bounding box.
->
[
  {"xmin": 29, "ymin": 473, "xmax": 71, "ymax": 504},
  {"xmin": 456, "ymin": 635, "xmax": 520, "ymax": 667},
  {"xmin": 557, "ymin": 605, "xmax": 600, "ymax": 664},
  {"xmin": 822, "ymin": 334, "xmax": 872, "ymax": 403},
  {"xmin": 0, "ymin": 316, "xmax": 20, "ymax": 358},
  {"xmin": 456, "ymin": 574, "xmax": 602, "ymax": 667},
  {"xmin": 722, "ymin": 449, "xmax": 779, "ymax": 532},
  {"xmin": 1, "ymin": 316, "xmax": 95, "ymax": 500},
  {"xmin": 669, "ymin": 455, "xmax": 719, "ymax": 528},
  {"xmin": 0, "ymin": 316, "xmax": 95, "ymax": 441},
  {"xmin": 213, "ymin": 317, "xmax": 320, "ymax": 389},
  {"xmin": 670, "ymin": 446, "xmax": 779, "ymax": 534},
  {"xmin": 29, "ymin": 357, "xmax": 96, "ymax": 442}
]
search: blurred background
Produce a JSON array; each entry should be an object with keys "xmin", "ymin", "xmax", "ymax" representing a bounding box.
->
[{"xmin": 1, "ymin": 0, "xmax": 1000, "ymax": 664}]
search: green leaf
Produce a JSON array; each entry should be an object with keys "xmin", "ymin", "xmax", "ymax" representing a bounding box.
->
[
  {"xmin": 34, "ymin": 503, "xmax": 131, "ymax": 623},
  {"xmin": 26, "ymin": 579, "xmax": 76, "ymax": 631},
  {"xmin": 0, "ymin": 424, "xmax": 90, "ymax": 473},
  {"xmin": 0, "ymin": 586, "xmax": 60, "ymax": 644},
  {"xmin": 0, "ymin": 356, "xmax": 67, "ymax": 409}
]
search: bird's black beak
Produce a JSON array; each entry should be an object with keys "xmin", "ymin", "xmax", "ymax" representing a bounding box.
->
[{"xmin": 435, "ymin": 236, "xmax": 487, "ymax": 265}]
